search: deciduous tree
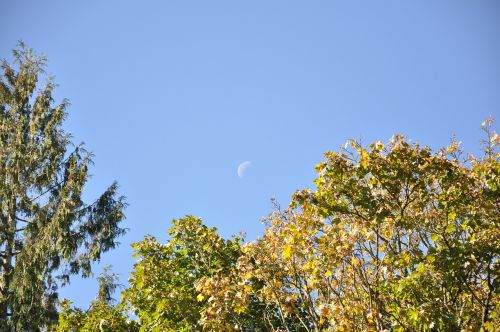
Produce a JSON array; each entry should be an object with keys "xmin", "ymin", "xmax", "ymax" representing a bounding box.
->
[
  {"xmin": 198, "ymin": 121, "xmax": 499, "ymax": 331},
  {"xmin": 53, "ymin": 267, "xmax": 138, "ymax": 332},
  {"xmin": 52, "ymin": 119, "xmax": 499, "ymax": 331},
  {"xmin": 123, "ymin": 216, "xmax": 244, "ymax": 331}
]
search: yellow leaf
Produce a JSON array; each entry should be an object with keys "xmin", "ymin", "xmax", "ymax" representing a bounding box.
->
[
  {"xmin": 325, "ymin": 270, "xmax": 332, "ymax": 278},
  {"xmin": 361, "ymin": 151, "xmax": 369, "ymax": 168},
  {"xmin": 283, "ymin": 245, "xmax": 292, "ymax": 259},
  {"xmin": 196, "ymin": 294, "xmax": 205, "ymax": 302},
  {"xmin": 234, "ymin": 304, "xmax": 246, "ymax": 314}
]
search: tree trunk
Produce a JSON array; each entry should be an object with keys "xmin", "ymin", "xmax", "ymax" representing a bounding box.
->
[{"xmin": 0, "ymin": 194, "xmax": 16, "ymax": 328}]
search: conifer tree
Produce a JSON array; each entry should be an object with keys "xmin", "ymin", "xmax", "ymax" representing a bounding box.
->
[{"xmin": 0, "ymin": 44, "xmax": 126, "ymax": 330}]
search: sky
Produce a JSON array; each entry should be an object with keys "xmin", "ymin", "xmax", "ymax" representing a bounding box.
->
[{"xmin": 1, "ymin": 0, "xmax": 499, "ymax": 308}]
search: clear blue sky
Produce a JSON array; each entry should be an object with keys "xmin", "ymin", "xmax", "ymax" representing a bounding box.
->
[{"xmin": 1, "ymin": 0, "xmax": 499, "ymax": 308}]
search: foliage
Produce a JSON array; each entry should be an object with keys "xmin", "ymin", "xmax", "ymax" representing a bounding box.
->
[
  {"xmin": 53, "ymin": 267, "xmax": 138, "ymax": 332},
  {"xmin": 14, "ymin": 43, "xmax": 491, "ymax": 331},
  {"xmin": 0, "ymin": 44, "xmax": 127, "ymax": 330},
  {"xmin": 53, "ymin": 300, "xmax": 136, "ymax": 332},
  {"xmin": 9, "ymin": 43, "xmax": 498, "ymax": 331},
  {"xmin": 53, "ymin": 121, "xmax": 498, "ymax": 331},
  {"xmin": 122, "ymin": 215, "xmax": 249, "ymax": 331},
  {"xmin": 55, "ymin": 216, "xmax": 281, "ymax": 331},
  {"xmin": 196, "ymin": 121, "xmax": 499, "ymax": 331}
]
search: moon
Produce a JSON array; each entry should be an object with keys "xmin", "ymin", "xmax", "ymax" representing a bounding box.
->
[{"xmin": 237, "ymin": 161, "xmax": 251, "ymax": 178}]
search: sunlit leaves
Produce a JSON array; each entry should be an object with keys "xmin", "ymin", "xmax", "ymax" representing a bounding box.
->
[
  {"xmin": 52, "ymin": 268, "xmax": 138, "ymax": 332},
  {"xmin": 123, "ymin": 216, "xmax": 244, "ymax": 331},
  {"xmin": 195, "ymin": 122, "xmax": 499, "ymax": 331},
  {"xmin": 52, "ymin": 121, "xmax": 500, "ymax": 331}
]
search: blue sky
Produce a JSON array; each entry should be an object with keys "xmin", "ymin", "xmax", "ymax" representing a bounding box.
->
[{"xmin": 1, "ymin": 0, "xmax": 499, "ymax": 308}]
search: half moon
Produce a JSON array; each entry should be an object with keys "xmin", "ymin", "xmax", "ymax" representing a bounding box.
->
[{"xmin": 237, "ymin": 161, "xmax": 251, "ymax": 178}]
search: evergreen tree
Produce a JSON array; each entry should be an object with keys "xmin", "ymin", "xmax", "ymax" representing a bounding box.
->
[{"xmin": 0, "ymin": 44, "xmax": 126, "ymax": 330}]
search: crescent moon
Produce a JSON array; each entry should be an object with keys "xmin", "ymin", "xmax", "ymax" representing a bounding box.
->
[{"xmin": 237, "ymin": 161, "xmax": 251, "ymax": 178}]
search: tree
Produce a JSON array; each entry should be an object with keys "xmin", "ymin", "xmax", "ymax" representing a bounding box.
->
[
  {"xmin": 51, "ymin": 120, "xmax": 498, "ymax": 331},
  {"xmin": 53, "ymin": 267, "xmax": 138, "ymax": 332},
  {"xmin": 197, "ymin": 122, "xmax": 499, "ymax": 331},
  {"xmin": 0, "ymin": 44, "xmax": 127, "ymax": 330},
  {"xmin": 55, "ymin": 216, "xmax": 278, "ymax": 331},
  {"xmin": 123, "ymin": 216, "xmax": 244, "ymax": 331}
]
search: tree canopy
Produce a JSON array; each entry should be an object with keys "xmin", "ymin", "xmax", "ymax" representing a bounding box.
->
[
  {"xmin": 2, "ymin": 45, "xmax": 498, "ymax": 331},
  {"xmin": 53, "ymin": 267, "xmax": 138, "ymax": 332},
  {"xmin": 0, "ymin": 44, "xmax": 127, "ymax": 330},
  {"xmin": 57, "ymin": 121, "xmax": 499, "ymax": 331}
]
